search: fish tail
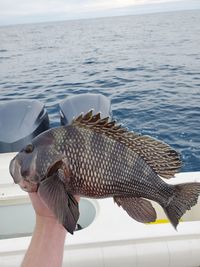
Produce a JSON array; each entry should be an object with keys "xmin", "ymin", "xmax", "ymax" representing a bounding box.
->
[{"xmin": 163, "ymin": 182, "xmax": 200, "ymax": 229}]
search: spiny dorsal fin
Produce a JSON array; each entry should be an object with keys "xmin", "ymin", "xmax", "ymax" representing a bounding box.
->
[{"xmin": 72, "ymin": 111, "xmax": 182, "ymax": 178}]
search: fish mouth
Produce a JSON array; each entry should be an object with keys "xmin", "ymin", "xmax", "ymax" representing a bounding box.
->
[
  {"xmin": 9, "ymin": 157, "xmax": 39, "ymax": 192},
  {"xmin": 9, "ymin": 157, "xmax": 22, "ymax": 184}
]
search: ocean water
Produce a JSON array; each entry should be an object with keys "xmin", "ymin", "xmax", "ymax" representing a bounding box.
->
[{"xmin": 0, "ymin": 10, "xmax": 200, "ymax": 172}]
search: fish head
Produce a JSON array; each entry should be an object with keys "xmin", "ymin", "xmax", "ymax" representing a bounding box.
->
[
  {"xmin": 9, "ymin": 132, "xmax": 65, "ymax": 192},
  {"xmin": 9, "ymin": 143, "xmax": 39, "ymax": 192}
]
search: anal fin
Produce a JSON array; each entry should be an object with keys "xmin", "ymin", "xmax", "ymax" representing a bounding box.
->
[{"xmin": 114, "ymin": 196, "xmax": 157, "ymax": 223}]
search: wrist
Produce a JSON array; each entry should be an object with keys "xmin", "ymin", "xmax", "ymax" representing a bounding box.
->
[
  {"xmin": 35, "ymin": 214, "xmax": 67, "ymax": 233},
  {"xmin": 21, "ymin": 214, "xmax": 67, "ymax": 267}
]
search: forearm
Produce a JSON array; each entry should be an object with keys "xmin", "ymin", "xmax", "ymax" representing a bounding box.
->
[{"xmin": 21, "ymin": 215, "xmax": 67, "ymax": 267}]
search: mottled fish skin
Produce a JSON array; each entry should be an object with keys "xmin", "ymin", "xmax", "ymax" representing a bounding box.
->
[
  {"xmin": 9, "ymin": 111, "xmax": 200, "ymax": 233},
  {"xmin": 52, "ymin": 125, "xmax": 173, "ymax": 204}
]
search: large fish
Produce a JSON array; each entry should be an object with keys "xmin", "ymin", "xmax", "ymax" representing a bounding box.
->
[{"xmin": 9, "ymin": 111, "xmax": 200, "ymax": 234}]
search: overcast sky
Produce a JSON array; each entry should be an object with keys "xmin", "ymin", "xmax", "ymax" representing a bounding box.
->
[{"xmin": 0, "ymin": 0, "xmax": 200, "ymax": 25}]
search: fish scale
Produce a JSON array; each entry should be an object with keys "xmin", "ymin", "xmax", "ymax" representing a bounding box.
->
[
  {"xmin": 9, "ymin": 111, "xmax": 200, "ymax": 234},
  {"xmin": 59, "ymin": 125, "xmax": 172, "ymax": 203}
]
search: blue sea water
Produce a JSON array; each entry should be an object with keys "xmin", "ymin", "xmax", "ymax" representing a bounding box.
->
[{"xmin": 0, "ymin": 10, "xmax": 200, "ymax": 172}]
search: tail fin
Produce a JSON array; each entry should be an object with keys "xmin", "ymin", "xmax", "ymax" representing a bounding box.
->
[{"xmin": 163, "ymin": 182, "xmax": 200, "ymax": 229}]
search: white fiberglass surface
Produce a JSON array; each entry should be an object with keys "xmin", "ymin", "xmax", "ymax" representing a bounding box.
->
[{"xmin": 0, "ymin": 198, "xmax": 96, "ymax": 239}]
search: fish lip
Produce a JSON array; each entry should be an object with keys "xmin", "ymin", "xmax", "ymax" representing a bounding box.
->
[{"xmin": 9, "ymin": 157, "xmax": 22, "ymax": 184}]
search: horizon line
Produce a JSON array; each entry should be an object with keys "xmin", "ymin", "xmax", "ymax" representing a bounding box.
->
[{"xmin": 0, "ymin": 3, "xmax": 200, "ymax": 27}]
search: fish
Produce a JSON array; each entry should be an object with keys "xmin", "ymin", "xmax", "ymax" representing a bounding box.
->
[{"xmin": 9, "ymin": 111, "xmax": 200, "ymax": 234}]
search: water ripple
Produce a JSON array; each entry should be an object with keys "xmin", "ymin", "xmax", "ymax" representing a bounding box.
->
[{"xmin": 0, "ymin": 10, "xmax": 200, "ymax": 171}]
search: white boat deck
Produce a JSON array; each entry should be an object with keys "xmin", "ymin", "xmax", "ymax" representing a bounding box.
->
[{"xmin": 1, "ymin": 152, "xmax": 200, "ymax": 267}]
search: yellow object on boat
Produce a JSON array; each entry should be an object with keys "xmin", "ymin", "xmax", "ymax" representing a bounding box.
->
[
  {"xmin": 149, "ymin": 219, "xmax": 170, "ymax": 224},
  {"xmin": 148, "ymin": 218, "xmax": 183, "ymax": 224}
]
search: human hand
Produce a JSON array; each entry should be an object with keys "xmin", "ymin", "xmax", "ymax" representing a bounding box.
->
[
  {"xmin": 29, "ymin": 192, "xmax": 80, "ymax": 223},
  {"xmin": 21, "ymin": 192, "xmax": 80, "ymax": 267},
  {"xmin": 29, "ymin": 192, "xmax": 56, "ymax": 219}
]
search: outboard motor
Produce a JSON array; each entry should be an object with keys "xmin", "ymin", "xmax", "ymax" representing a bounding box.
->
[
  {"xmin": 0, "ymin": 100, "xmax": 49, "ymax": 153},
  {"xmin": 59, "ymin": 93, "xmax": 111, "ymax": 125}
]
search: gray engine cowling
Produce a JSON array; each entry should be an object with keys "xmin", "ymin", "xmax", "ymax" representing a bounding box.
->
[
  {"xmin": 59, "ymin": 93, "xmax": 111, "ymax": 125},
  {"xmin": 0, "ymin": 100, "xmax": 49, "ymax": 153}
]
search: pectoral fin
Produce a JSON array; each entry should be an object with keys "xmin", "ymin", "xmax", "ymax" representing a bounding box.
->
[
  {"xmin": 38, "ymin": 174, "xmax": 79, "ymax": 234},
  {"xmin": 114, "ymin": 196, "xmax": 156, "ymax": 223},
  {"xmin": 46, "ymin": 158, "xmax": 70, "ymax": 181}
]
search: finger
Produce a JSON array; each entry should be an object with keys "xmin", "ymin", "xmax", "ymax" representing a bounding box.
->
[{"xmin": 74, "ymin": 195, "xmax": 80, "ymax": 202}]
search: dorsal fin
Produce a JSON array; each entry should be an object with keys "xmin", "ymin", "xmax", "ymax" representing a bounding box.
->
[{"xmin": 72, "ymin": 111, "xmax": 182, "ymax": 179}]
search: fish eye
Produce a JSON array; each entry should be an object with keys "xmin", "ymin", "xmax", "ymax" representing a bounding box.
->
[{"xmin": 24, "ymin": 144, "xmax": 34, "ymax": 153}]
